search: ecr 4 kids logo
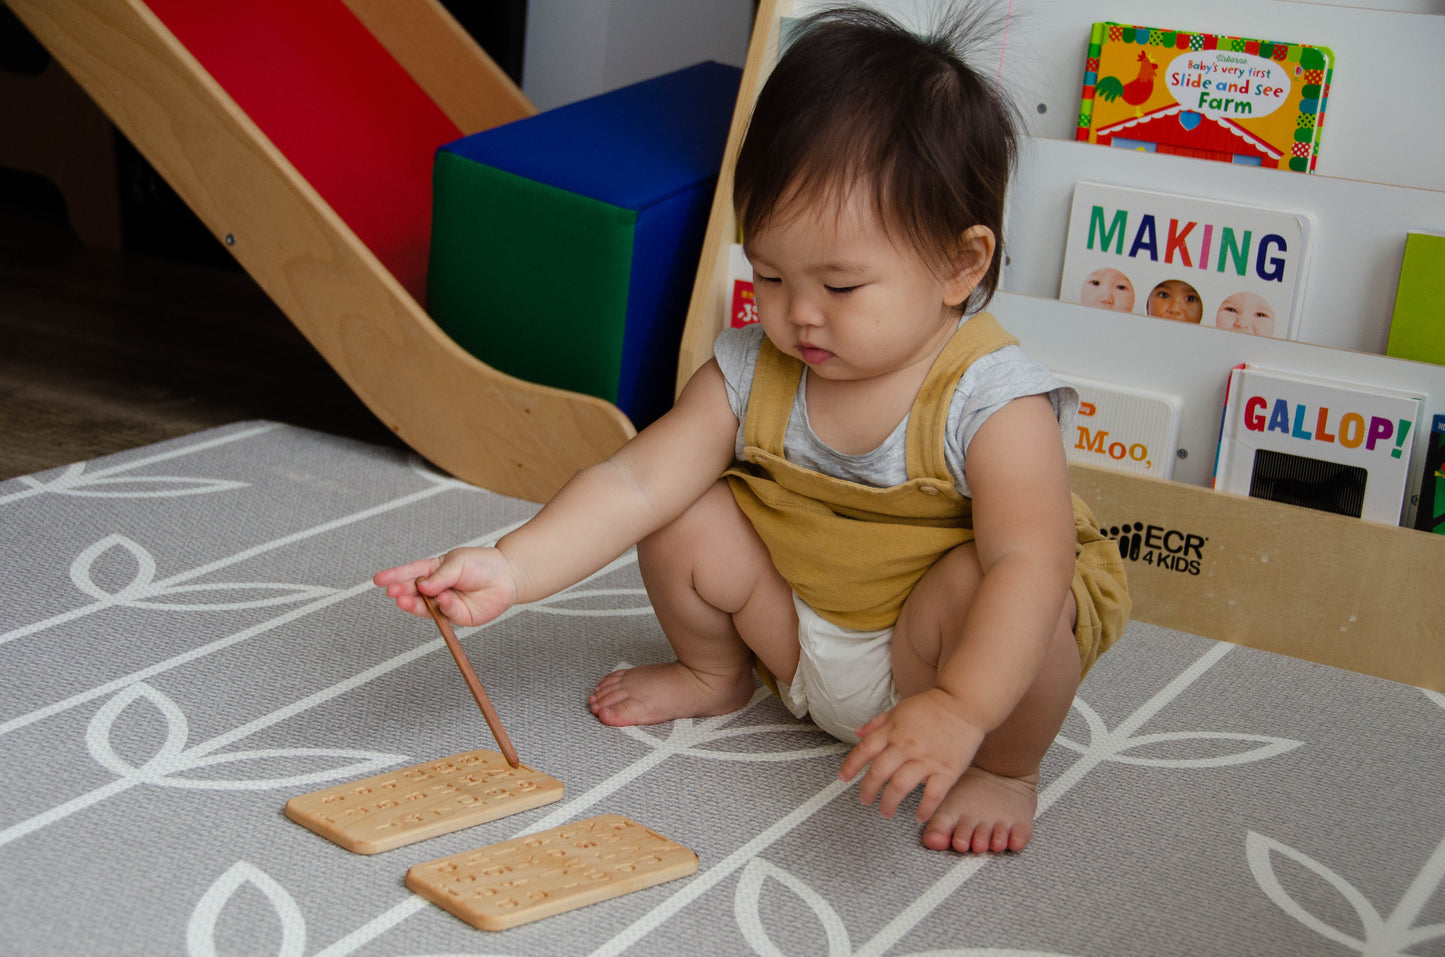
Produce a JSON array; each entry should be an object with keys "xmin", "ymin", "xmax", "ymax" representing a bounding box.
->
[{"xmin": 1103, "ymin": 519, "xmax": 1207, "ymax": 576}]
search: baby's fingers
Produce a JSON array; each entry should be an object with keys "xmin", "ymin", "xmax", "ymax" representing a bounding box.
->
[
  {"xmin": 914, "ymin": 772, "xmax": 953, "ymax": 824},
  {"xmin": 838, "ymin": 732, "xmax": 886, "ymax": 783},
  {"xmin": 373, "ymin": 557, "xmax": 438, "ymax": 590},
  {"xmin": 373, "ymin": 558, "xmax": 447, "ymax": 616},
  {"xmin": 875, "ymin": 761, "xmax": 928, "ymax": 819}
]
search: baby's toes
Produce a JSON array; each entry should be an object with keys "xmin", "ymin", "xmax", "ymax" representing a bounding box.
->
[{"xmin": 921, "ymin": 812, "xmax": 960, "ymax": 852}]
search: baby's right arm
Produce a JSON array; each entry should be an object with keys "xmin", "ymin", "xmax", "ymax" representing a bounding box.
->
[{"xmin": 374, "ymin": 359, "xmax": 739, "ymax": 625}]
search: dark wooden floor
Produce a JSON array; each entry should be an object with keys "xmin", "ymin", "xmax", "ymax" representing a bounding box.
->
[{"xmin": 0, "ymin": 177, "xmax": 405, "ymax": 483}]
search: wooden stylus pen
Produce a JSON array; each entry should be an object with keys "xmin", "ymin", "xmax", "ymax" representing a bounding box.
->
[{"xmin": 417, "ymin": 583, "xmax": 521, "ymax": 768}]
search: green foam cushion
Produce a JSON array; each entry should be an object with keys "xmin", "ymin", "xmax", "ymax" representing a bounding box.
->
[{"xmin": 426, "ymin": 62, "xmax": 741, "ymax": 426}]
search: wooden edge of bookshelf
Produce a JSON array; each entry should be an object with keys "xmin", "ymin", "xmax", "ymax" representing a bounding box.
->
[
  {"xmin": 676, "ymin": 0, "xmax": 785, "ymax": 396},
  {"xmin": 1070, "ymin": 463, "xmax": 1444, "ymax": 694}
]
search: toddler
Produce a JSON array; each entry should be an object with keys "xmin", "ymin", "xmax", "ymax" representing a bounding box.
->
[{"xmin": 376, "ymin": 4, "xmax": 1129, "ymax": 854}]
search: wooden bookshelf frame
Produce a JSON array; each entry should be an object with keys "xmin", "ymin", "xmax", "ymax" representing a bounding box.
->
[{"xmin": 679, "ymin": 0, "xmax": 1445, "ymax": 693}]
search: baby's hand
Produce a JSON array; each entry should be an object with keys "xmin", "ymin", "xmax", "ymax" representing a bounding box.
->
[
  {"xmin": 372, "ymin": 548, "xmax": 519, "ymax": 628},
  {"xmin": 838, "ymin": 688, "xmax": 986, "ymax": 823}
]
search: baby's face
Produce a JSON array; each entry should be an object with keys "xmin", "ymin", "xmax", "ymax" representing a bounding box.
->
[
  {"xmin": 1216, "ymin": 292, "xmax": 1276, "ymax": 337},
  {"xmin": 1079, "ymin": 268, "xmax": 1135, "ymax": 312},
  {"xmin": 1146, "ymin": 280, "xmax": 1203, "ymax": 323},
  {"xmin": 744, "ymin": 186, "xmax": 978, "ymax": 383}
]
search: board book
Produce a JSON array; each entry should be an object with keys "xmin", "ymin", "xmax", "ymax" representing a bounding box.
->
[
  {"xmin": 1385, "ymin": 232, "xmax": 1445, "ymax": 366},
  {"xmin": 1213, "ymin": 363, "xmax": 1424, "ymax": 526},
  {"xmin": 1077, "ymin": 22, "xmax": 1334, "ymax": 174},
  {"xmin": 1412, "ymin": 413, "xmax": 1445, "ymax": 535},
  {"xmin": 1057, "ymin": 373, "xmax": 1183, "ymax": 480},
  {"xmin": 1059, "ymin": 181, "xmax": 1313, "ymax": 340},
  {"xmin": 726, "ymin": 243, "xmax": 758, "ymax": 329}
]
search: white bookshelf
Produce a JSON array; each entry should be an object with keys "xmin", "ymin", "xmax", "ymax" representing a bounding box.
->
[{"xmin": 679, "ymin": 0, "xmax": 1445, "ymax": 690}]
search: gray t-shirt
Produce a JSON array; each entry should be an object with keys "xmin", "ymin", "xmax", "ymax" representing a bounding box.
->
[{"xmin": 714, "ymin": 320, "xmax": 1077, "ymax": 499}]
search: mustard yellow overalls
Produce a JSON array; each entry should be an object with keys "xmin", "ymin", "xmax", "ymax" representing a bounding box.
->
[{"xmin": 724, "ymin": 314, "xmax": 1129, "ymax": 678}]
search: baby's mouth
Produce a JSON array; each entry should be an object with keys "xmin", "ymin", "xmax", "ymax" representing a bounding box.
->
[{"xmin": 797, "ymin": 343, "xmax": 833, "ymax": 365}]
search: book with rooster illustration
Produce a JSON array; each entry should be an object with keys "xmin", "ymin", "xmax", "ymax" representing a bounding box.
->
[{"xmin": 1076, "ymin": 22, "xmax": 1334, "ymax": 174}]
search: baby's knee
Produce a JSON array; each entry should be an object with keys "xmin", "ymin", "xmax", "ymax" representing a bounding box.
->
[
  {"xmin": 640, "ymin": 480, "xmax": 775, "ymax": 591},
  {"xmin": 899, "ymin": 543, "xmax": 985, "ymax": 627},
  {"xmin": 640, "ymin": 481, "xmax": 731, "ymax": 557}
]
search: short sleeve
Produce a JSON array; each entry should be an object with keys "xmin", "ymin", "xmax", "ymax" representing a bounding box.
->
[
  {"xmin": 714, "ymin": 323, "xmax": 765, "ymax": 424},
  {"xmin": 945, "ymin": 345, "xmax": 1079, "ymax": 496}
]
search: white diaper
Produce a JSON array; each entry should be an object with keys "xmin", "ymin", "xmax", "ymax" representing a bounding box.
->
[{"xmin": 774, "ymin": 594, "xmax": 902, "ymax": 744}]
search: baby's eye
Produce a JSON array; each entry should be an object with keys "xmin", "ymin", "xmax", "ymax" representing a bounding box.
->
[
  {"xmin": 825, "ymin": 284, "xmax": 859, "ymax": 295},
  {"xmin": 754, "ymin": 273, "xmax": 782, "ymax": 286}
]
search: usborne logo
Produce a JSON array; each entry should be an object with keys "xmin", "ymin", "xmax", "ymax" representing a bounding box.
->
[{"xmin": 1103, "ymin": 520, "xmax": 1209, "ymax": 576}]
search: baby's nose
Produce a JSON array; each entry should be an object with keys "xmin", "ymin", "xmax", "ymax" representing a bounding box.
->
[{"xmin": 788, "ymin": 297, "xmax": 823, "ymax": 326}]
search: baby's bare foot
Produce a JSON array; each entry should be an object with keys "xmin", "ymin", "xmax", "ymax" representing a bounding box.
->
[
  {"xmin": 921, "ymin": 766, "xmax": 1040, "ymax": 854},
  {"xmin": 588, "ymin": 662, "xmax": 754, "ymax": 727}
]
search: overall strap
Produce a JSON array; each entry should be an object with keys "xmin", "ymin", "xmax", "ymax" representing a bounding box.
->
[
  {"xmin": 903, "ymin": 313, "xmax": 1019, "ymax": 481},
  {"xmin": 741, "ymin": 337, "xmax": 805, "ymax": 456}
]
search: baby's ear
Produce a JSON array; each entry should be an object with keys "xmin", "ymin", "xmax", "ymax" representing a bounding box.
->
[{"xmin": 943, "ymin": 226, "xmax": 996, "ymax": 307}]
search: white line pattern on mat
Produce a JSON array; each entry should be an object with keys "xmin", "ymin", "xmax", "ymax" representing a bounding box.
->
[
  {"xmin": 856, "ymin": 641, "xmax": 1247, "ymax": 957},
  {"xmin": 0, "ymin": 556, "xmax": 648, "ymax": 847},
  {"xmin": 0, "ymin": 484, "xmax": 454, "ymax": 648},
  {"xmin": 0, "ymin": 422, "xmax": 279, "ymax": 506},
  {"xmin": 5, "ymin": 424, "xmax": 1426, "ymax": 956}
]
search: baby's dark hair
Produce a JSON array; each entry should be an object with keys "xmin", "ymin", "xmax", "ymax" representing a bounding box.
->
[{"xmin": 733, "ymin": 4, "xmax": 1021, "ymax": 313}]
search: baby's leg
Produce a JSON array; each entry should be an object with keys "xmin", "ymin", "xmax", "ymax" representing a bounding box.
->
[
  {"xmin": 891, "ymin": 543, "xmax": 1080, "ymax": 853},
  {"xmin": 589, "ymin": 480, "xmax": 799, "ymax": 726}
]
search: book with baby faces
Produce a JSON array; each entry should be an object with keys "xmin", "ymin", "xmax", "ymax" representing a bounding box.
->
[
  {"xmin": 1213, "ymin": 363, "xmax": 1424, "ymax": 526},
  {"xmin": 1059, "ymin": 181, "xmax": 1313, "ymax": 340},
  {"xmin": 1076, "ymin": 22, "xmax": 1334, "ymax": 174}
]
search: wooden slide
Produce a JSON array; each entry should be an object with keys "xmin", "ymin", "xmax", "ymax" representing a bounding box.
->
[{"xmin": 6, "ymin": 0, "xmax": 636, "ymax": 504}]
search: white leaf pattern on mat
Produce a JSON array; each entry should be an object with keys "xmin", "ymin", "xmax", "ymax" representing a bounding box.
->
[
  {"xmin": 735, "ymin": 857, "xmax": 1082, "ymax": 957},
  {"xmin": 736, "ymin": 859, "xmax": 852, "ymax": 956},
  {"xmin": 1248, "ymin": 830, "xmax": 1445, "ymax": 956},
  {"xmin": 1055, "ymin": 698, "xmax": 1303, "ymax": 769},
  {"xmin": 612, "ymin": 681, "xmax": 846, "ymax": 763},
  {"xmin": 2, "ymin": 422, "xmax": 272, "ymax": 506},
  {"xmin": 529, "ymin": 587, "xmax": 657, "ymax": 616},
  {"xmin": 187, "ymin": 861, "xmax": 306, "ymax": 957},
  {"xmin": 662, "ymin": 723, "xmax": 847, "ymax": 763},
  {"xmin": 87, "ymin": 682, "xmax": 406, "ymax": 790},
  {"xmin": 677, "ymin": 724, "xmax": 848, "ymax": 762},
  {"xmin": 17, "ymin": 462, "xmax": 248, "ymax": 499},
  {"xmin": 70, "ymin": 534, "xmax": 335, "ymax": 609}
]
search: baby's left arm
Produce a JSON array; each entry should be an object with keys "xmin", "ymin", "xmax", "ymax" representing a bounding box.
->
[
  {"xmin": 839, "ymin": 393, "xmax": 1077, "ymax": 820},
  {"xmin": 932, "ymin": 391, "xmax": 1078, "ymax": 729}
]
